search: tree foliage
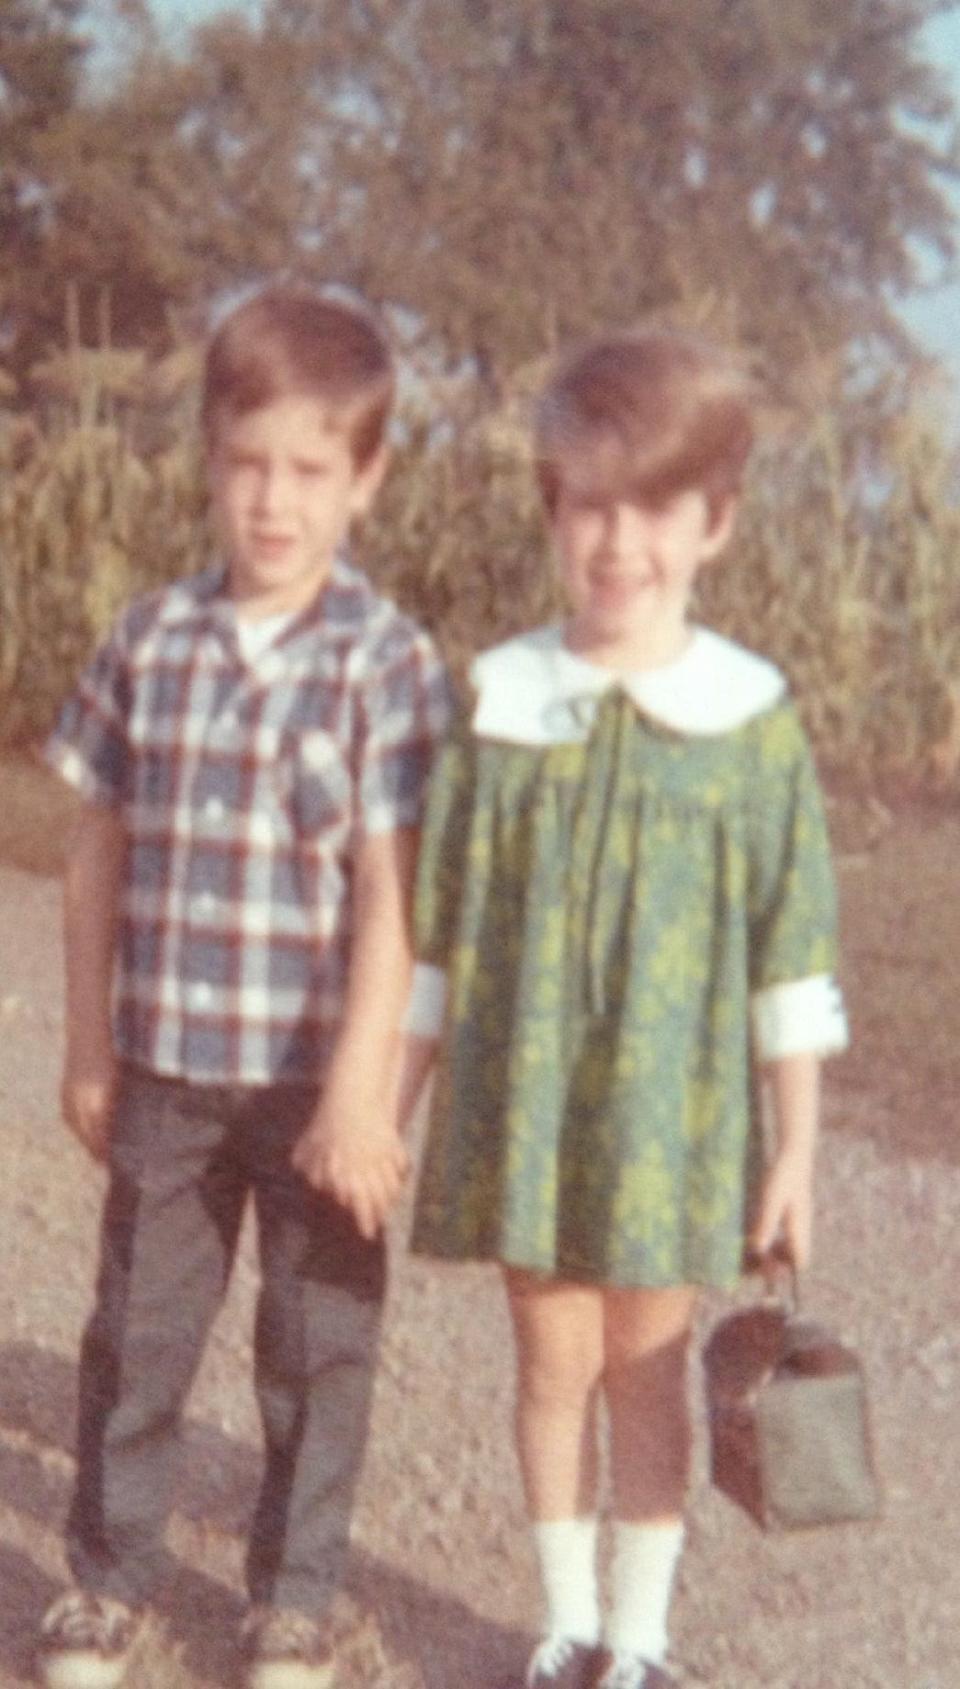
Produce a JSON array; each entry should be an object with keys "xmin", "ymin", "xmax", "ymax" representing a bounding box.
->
[
  {"xmin": 1, "ymin": 0, "xmax": 958, "ymax": 399},
  {"xmin": 308, "ymin": 0, "xmax": 960, "ymax": 389}
]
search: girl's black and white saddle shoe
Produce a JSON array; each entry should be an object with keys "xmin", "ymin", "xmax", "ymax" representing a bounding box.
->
[
  {"xmin": 508, "ymin": 1634, "xmax": 605, "ymax": 1688},
  {"xmin": 593, "ymin": 1653, "xmax": 677, "ymax": 1689}
]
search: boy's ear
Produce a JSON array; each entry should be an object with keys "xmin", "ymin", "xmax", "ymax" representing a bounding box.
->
[
  {"xmin": 352, "ymin": 443, "xmax": 390, "ymax": 515},
  {"xmin": 700, "ymin": 493, "xmax": 739, "ymax": 566}
]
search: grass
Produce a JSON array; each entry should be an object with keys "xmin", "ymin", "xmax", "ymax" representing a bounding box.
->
[{"xmin": 0, "ymin": 752, "xmax": 79, "ymax": 878}]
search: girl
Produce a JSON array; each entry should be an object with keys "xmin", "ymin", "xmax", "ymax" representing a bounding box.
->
[{"xmin": 401, "ymin": 330, "xmax": 848, "ymax": 1689}]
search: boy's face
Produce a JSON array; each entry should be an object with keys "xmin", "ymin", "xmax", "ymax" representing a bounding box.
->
[
  {"xmin": 552, "ymin": 471, "xmax": 734, "ymax": 657},
  {"xmin": 208, "ymin": 395, "xmax": 384, "ymax": 617}
]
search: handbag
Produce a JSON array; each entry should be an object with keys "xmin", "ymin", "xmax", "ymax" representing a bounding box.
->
[{"xmin": 703, "ymin": 1263, "xmax": 882, "ymax": 1531}]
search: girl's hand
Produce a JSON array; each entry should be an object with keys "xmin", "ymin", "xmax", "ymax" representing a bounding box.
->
[{"xmin": 750, "ymin": 1148, "xmax": 815, "ymax": 1271}]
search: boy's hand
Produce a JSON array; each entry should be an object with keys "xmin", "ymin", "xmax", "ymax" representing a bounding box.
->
[
  {"xmin": 61, "ymin": 1048, "xmax": 118, "ymax": 1163},
  {"xmin": 750, "ymin": 1147, "xmax": 815, "ymax": 1271},
  {"xmin": 292, "ymin": 1092, "xmax": 411, "ymax": 1240}
]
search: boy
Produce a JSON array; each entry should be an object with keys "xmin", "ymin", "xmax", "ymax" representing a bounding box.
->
[{"xmin": 38, "ymin": 286, "xmax": 449, "ymax": 1689}]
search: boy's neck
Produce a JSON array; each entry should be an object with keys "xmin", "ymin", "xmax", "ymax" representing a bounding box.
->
[{"xmin": 226, "ymin": 557, "xmax": 336, "ymax": 621}]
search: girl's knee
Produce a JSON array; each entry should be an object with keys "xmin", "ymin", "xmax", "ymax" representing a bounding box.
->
[
  {"xmin": 506, "ymin": 1271, "xmax": 605, "ymax": 1409},
  {"xmin": 517, "ymin": 1347, "xmax": 604, "ymax": 1413}
]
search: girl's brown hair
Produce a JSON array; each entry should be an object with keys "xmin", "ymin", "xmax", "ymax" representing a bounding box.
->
[
  {"xmin": 202, "ymin": 286, "xmax": 394, "ymax": 468},
  {"xmin": 535, "ymin": 328, "xmax": 755, "ymax": 519}
]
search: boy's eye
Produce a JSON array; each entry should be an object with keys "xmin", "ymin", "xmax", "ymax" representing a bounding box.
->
[{"xmin": 295, "ymin": 461, "xmax": 328, "ymax": 479}]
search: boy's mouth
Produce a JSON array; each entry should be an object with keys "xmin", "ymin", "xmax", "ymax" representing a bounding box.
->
[{"xmin": 249, "ymin": 532, "xmax": 297, "ymax": 557}]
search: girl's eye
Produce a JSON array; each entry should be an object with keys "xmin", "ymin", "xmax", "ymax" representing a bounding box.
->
[{"xmin": 296, "ymin": 462, "xmax": 328, "ymax": 479}]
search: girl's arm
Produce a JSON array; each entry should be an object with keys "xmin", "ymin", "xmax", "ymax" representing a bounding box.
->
[
  {"xmin": 396, "ymin": 1030, "xmax": 441, "ymax": 1134},
  {"xmin": 745, "ymin": 704, "xmax": 847, "ymax": 1271},
  {"xmin": 61, "ymin": 801, "xmax": 127, "ymax": 1161},
  {"xmin": 750, "ymin": 1049, "xmax": 821, "ymax": 1269}
]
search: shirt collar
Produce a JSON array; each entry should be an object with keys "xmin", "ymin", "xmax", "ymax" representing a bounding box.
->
[
  {"xmin": 470, "ymin": 624, "xmax": 785, "ymax": 742},
  {"xmin": 155, "ymin": 556, "xmax": 373, "ymax": 652}
]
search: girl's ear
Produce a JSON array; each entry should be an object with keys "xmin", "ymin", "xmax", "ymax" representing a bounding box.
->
[{"xmin": 700, "ymin": 494, "xmax": 739, "ymax": 567}]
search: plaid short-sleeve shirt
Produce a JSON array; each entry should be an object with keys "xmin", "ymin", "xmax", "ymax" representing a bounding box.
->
[{"xmin": 45, "ymin": 559, "xmax": 451, "ymax": 1084}]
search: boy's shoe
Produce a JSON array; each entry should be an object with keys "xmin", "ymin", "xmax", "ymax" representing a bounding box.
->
[
  {"xmin": 240, "ymin": 1607, "xmax": 335, "ymax": 1689},
  {"xmin": 593, "ymin": 1652, "xmax": 676, "ymax": 1689},
  {"xmin": 36, "ymin": 1589, "xmax": 140, "ymax": 1689},
  {"xmin": 515, "ymin": 1634, "xmax": 605, "ymax": 1688}
]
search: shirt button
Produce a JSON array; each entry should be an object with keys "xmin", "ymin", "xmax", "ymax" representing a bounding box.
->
[
  {"xmin": 190, "ymin": 983, "xmax": 214, "ymax": 1008},
  {"xmin": 195, "ymin": 892, "xmax": 216, "ymax": 915},
  {"xmin": 204, "ymin": 797, "xmax": 226, "ymax": 821}
]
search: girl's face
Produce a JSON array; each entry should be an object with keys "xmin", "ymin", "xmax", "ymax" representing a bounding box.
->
[{"xmin": 552, "ymin": 476, "xmax": 734, "ymax": 665}]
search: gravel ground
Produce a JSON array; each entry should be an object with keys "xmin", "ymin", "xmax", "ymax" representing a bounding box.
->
[{"xmin": 0, "ymin": 856, "xmax": 958, "ymax": 1687}]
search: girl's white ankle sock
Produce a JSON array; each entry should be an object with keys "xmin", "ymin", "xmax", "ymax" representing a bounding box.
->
[
  {"xmin": 532, "ymin": 1516, "xmax": 601, "ymax": 1644},
  {"xmin": 604, "ymin": 1518, "xmax": 685, "ymax": 1665}
]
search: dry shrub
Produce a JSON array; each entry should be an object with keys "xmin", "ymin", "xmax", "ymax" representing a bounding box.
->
[{"xmin": 3, "ymin": 349, "xmax": 959, "ymax": 788}]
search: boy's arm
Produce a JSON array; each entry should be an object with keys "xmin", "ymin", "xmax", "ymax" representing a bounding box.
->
[
  {"xmin": 749, "ymin": 1050, "xmax": 821, "ymax": 1270},
  {"xmin": 61, "ymin": 801, "xmax": 126, "ymax": 1161},
  {"xmin": 292, "ymin": 825, "xmax": 419, "ymax": 1239}
]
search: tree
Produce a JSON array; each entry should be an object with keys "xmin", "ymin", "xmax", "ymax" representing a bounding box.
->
[
  {"xmin": 0, "ymin": 0, "xmax": 90, "ymax": 378},
  {"xmin": 298, "ymin": 0, "xmax": 960, "ymax": 392},
  {"xmin": 4, "ymin": 0, "xmax": 958, "ymax": 406}
]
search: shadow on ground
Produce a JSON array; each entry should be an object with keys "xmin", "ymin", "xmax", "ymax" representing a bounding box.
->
[{"xmin": 0, "ymin": 1342, "xmax": 523, "ymax": 1688}]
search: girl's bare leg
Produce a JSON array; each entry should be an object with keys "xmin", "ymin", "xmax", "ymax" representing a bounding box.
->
[
  {"xmin": 504, "ymin": 1268, "xmax": 605, "ymax": 1518},
  {"xmin": 503, "ymin": 1269, "xmax": 605, "ymax": 1661},
  {"xmin": 600, "ymin": 1284, "xmax": 699, "ymax": 1670},
  {"xmin": 602, "ymin": 1284, "xmax": 698, "ymax": 1520}
]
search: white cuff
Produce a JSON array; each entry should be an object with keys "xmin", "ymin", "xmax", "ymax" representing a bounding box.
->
[
  {"xmin": 402, "ymin": 963, "xmax": 448, "ymax": 1037},
  {"xmin": 750, "ymin": 974, "xmax": 848, "ymax": 1061}
]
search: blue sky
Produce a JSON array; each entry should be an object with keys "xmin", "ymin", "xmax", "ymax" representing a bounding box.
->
[
  {"xmin": 148, "ymin": 0, "xmax": 960, "ymax": 379},
  {"xmin": 898, "ymin": 8, "xmax": 960, "ymax": 380}
]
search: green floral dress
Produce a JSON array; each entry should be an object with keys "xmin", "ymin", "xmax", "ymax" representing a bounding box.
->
[{"xmin": 410, "ymin": 652, "xmax": 840, "ymax": 1289}]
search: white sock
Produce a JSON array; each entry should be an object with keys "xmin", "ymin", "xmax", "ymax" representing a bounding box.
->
[
  {"xmin": 604, "ymin": 1519, "xmax": 685, "ymax": 1665},
  {"xmin": 532, "ymin": 1517, "xmax": 601, "ymax": 1644}
]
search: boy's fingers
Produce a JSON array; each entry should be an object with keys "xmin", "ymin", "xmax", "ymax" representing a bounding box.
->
[{"xmin": 62, "ymin": 1093, "xmax": 112, "ymax": 1163}]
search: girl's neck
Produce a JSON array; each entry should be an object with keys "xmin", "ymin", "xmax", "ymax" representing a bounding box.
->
[{"xmin": 563, "ymin": 617, "xmax": 694, "ymax": 674}]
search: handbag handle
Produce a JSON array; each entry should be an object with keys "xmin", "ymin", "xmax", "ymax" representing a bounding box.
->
[{"xmin": 742, "ymin": 1241, "xmax": 801, "ymax": 1311}]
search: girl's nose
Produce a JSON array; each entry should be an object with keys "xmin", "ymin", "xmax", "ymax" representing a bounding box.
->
[{"xmin": 607, "ymin": 500, "xmax": 646, "ymax": 549}]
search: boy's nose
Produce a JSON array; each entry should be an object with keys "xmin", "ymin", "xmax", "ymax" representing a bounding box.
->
[{"xmin": 254, "ymin": 464, "xmax": 292, "ymax": 515}]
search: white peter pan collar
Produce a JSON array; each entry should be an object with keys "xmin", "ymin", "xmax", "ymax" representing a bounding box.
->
[{"xmin": 470, "ymin": 625, "xmax": 785, "ymax": 744}]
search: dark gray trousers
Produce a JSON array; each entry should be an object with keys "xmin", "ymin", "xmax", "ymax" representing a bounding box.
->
[{"xmin": 67, "ymin": 1064, "xmax": 385, "ymax": 1619}]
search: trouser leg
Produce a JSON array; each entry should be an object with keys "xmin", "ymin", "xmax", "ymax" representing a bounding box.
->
[
  {"xmin": 243, "ymin": 1090, "xmax": 386, "ymax": 1620},
  {"xmin": 67, "ymin": 1067, "xmax": 246, "ymax": 1606}
]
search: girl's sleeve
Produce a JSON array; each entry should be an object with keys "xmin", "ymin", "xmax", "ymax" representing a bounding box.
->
[
  {"xmin": 745, "ymin": 703, "xmax": 848, "ymax": 1061},
  {"xmin": 402, "ymin": 705, "xmax": 476, "ymax": 1038}
]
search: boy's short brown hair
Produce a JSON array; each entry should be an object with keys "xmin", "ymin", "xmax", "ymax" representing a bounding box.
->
[
  {"xmin": 202, "ymin": 285, "xmax": 394, "ymax": 468},
  {"xmin": 535, "ymin": 328, "xmax": 755, "ymax": 518}
]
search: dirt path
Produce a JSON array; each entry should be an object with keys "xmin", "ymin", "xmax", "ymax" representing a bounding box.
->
[{"xmin": 0, "ymin": 852, "xmax": 958, "ymax": 1688}]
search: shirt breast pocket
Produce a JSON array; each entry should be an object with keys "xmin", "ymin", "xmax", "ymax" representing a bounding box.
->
[{"xmin": 275, "ymin": 730, "xmax": 353, "ymax": 844}]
